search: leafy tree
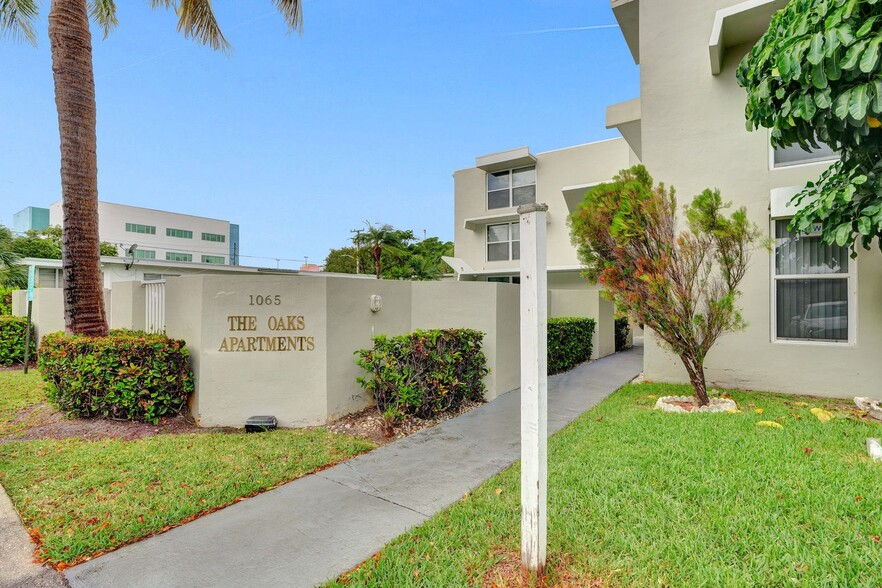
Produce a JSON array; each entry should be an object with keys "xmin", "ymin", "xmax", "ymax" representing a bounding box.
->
[
  {"xmin": 3, "ymin": 0, "xmax": 303, "ymax": 335},
  {"xmin": 323, "ymin": 246, "xmax": 372, "ymax": 274},
  {"xmin": 405, "ymin": 255, "xmax": 442, "ymax": 281},
  {"xmin": 738, "ymin": 0, "xmax": 882, "ymax": 251},
  {"xmin": 0, "ymin": 227, "xmax": 27, "ymax": 289},
  {"xmin": 100, "ymin": 242, "xmax": 119, "ymax": 256},
  {"xmin": 6, "ymin": 226, "xmax": 116, "ymax": 260},
  {"xmin": 353, "ymin": 222, "xmax": 410, "ymax": 279},
  {"xmin": 325, "ymin": 230, "xmax": 452, "ymax": 280},
  {"xmin": 570, "ymin": 166, "xmax": 763, "ymax": 405}
]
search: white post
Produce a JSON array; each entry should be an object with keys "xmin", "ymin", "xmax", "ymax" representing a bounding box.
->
[{"xmin": 518, "ymin": 202, "xmax": 548, "ymax": 574}]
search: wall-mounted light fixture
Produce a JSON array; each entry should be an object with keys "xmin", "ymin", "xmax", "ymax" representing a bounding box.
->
[{"xmin": 370, "ymin": 294, "xmax": 382, "ymax": 313}]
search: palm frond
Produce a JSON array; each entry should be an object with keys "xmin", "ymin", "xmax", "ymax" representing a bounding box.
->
[
  {"xmin": 0, "ymin": 0, "xmax": 39, "ymax": 46},
  {"xmin": 176, "ymin": 0, "xmax": 230, "ymax": 54},
  {"xmin": 272, "ymin": 0, "xmax": 302, "ymax": 34},
  {"xmin": 89, "ymin": 0, "xmax": 118, "ymax": 39}
]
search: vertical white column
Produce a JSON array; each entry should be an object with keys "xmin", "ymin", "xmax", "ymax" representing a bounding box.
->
[{"xmin": 518, "ymin": 202, "xmax": 548, "ymax": 574}]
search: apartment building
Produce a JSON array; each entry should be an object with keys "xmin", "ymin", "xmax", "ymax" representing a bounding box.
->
[
  {"xmin": 450, "ymin": 0, "xmax": 882, "ymax": 398},
  {"xmin": 449, "ymin": 139, "xmax": 637, "ymax": 289},
  {"xmin": 29, "ymin": 200, "xmax": 242, "ymax": 265},
  {"xmin": 603, "ymin": 0, "xmax": 882, "ymax": 398}
]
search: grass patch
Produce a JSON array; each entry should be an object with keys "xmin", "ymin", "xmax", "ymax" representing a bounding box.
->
[
  {"xmin": 0, "ymin": 369, "xmax": 46, "ymax": 434},
  {"xmin": 329, "ymin": 383, "xmax": 882, "ymax": 587},
  {"xmin": 0, "ymin": 370, "xmax": 375, "ymax": 566}
]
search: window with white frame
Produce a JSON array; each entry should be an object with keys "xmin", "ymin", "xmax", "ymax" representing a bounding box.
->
[
  {"xmin": 487, "ymin": 166, "xmax": 536, "ymax": 209},
  {"xmin": 772, "ymin": 141, "xmax": 838, "ymax": 168},
  {"xmin": 487, "ymin": 222, "xmax": 520, "ymax": 261},
  {"xmin": 773, "ymin": 220, "xmax": 852, "ymax": 342}
]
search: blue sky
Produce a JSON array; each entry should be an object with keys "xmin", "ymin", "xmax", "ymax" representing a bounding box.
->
[{"xmin": 0, "ymin": 0, "xmax": 639, "ymax": 269}]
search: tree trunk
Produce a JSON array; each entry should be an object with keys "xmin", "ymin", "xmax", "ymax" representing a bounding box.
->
[
  {"xmin": 373, "ymin": 246, "xmax": 382, "ymax": 279},
  {"xmin": 680, "ymin": 354, "xmax": 710, "ymax": 406},
  {"xmin": 49, "ymin": 0, "xmax": 108, "ymax": 337}
]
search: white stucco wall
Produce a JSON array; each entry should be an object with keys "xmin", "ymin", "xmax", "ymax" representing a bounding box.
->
[{"xmin": 632, "ymin": 0, "xmax": 882, "ymax": 397}]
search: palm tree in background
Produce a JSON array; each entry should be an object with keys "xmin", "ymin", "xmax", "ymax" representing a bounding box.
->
[
  {"xmin": 1, "ymin": 0, "xmax": 303, "ymax": 335},
  {"xmin": 0, "ymin": 226, "xmax": 27, "ymax": 289},
  {"xmin": 354, "ymin": 222, "xmax": 409, "ymax": 279}
]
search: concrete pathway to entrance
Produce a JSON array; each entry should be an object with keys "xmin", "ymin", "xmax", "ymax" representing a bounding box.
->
[{"xmin": 65, "ymin": 344, "xmax": 642, "ymax": 588}]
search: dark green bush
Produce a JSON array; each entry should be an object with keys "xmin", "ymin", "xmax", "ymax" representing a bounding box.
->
[
  {"xmin": 615, "ymin": 316, "xmax": 631, "ymax": 352},
  {"xmin": 547, "ymin": 317, "xmax": 595, "ymax": 374},
  {"xmin": 39, "ymin": 332, "xmax": 195, "ymax": 424},
  {"xmin": 0, "ymin": 287, "xmax": 12, "ymax": 316},
  {"xmin": 0, "ymin": 316, "xmax": 35, "ymax": 365},
  {"xmin": 355, "ymin": 329, "xmax": 488, "ymax": 422}
]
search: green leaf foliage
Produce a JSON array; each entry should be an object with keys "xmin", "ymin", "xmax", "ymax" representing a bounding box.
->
[
  {"xmin": 569, "ymin": 166, "xmax": 763, "ymax": 403},
  {"xmin": 547, "ymin": 317, "xmax": 595, "ymax": 375},
  {"xmin": 355, "ymin": 329, "xmax": 488, "ymax": 422},
  {"xmin": 38, "ymin": 331, "xmax": 195, "ymax": 424},
  {"xmin": 0, "ymin": 287, "xmax": 13, "ymax": 315},
  {"xmin": 0, "ymin": 316, "xmax": 35, "ymax": 366},
  {"xmin": 614, "ymin": 316, "xmax": 632, "ymax": 352},
  {"xmin": 737, "ymin": 0, "xmax": 882, "ymax": 250}
]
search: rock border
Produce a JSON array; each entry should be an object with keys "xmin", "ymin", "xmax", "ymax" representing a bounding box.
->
[{"xmin": 654, "ymin": 395, "xmax": 737, "ymax": 414}]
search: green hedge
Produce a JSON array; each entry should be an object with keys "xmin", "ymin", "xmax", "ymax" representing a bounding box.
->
[
  {"xmin": 615, "ymin": 317, "xmax": 631, "ymax": 352},
  {"xmin": 39, "ymin": 332, "xmax": 195, "ymax": 424},
  {"xmin": 0, "ymin": 287, "xmax": 12, "ymax": 316},
  {"xmin": 355, "ymin": 329, "xmax": 488, "ymax": 422},
  {"xmin": 547, "ymin": 317, "xmax": 595, "ymax": 374},
  {"xmin": 0, "ymin": 316, "xmax": 35, "ymax": 366}
]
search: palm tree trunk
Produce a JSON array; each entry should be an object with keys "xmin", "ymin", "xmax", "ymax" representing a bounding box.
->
[{"xmin": 49, "ymin": 0, "xmax": 108, "ymax": 336}]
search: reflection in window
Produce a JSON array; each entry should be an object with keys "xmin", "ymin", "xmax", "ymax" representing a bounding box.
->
[
  {"xmin": 774, "ymin": 220, "xmax": 849, "ymax": 342},
  {"xmin": 487, "ymin": 167, "xmax": 536, "ymax": 209},
  {"xmin": 487, "ymin": 222, "xmax": 520, "ymax": 261},
  {"xmin": 773, "ymin": 141, "xmax": 837, "ymax": 168}
]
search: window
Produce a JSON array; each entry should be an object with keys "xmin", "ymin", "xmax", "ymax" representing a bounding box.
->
[
  {"xmin": 202, "ymin": 232, "xmax": 226, "ymax": 243},
  {"xmin": 144, "ymin": 273, "xmax": 180, "ymax": 281},
  {"xmin": 773, "ymin": 141, "xmax": 838, "ymax": 168},
  {"xmin": 487, "ymin": 166, "xmax": 536, "ymax": 209},
  {"xmin": 487, "ymin": 222, "xmax": 520, "ymax": 262},
  {"xmin": 134, "ymin": 249, "xmax": 156, "ymax": 259},
  {"xmin": 487, "ymin": 276, "xmax": 521, "ymax": 284},
  {"xmin": 202, "ymin": 255, "xmax": 225, "ymax": 264},
  {"xmin": 773, "ymin": 220, "xmax": 852, "ymax": 343},
  {"xmin": 166, "ymin": 228, "xmax": 193, "ymax": 239},
  {"xmin": 125, "ymin": 223, "xmax": 155, "ymax": 235},
  {"xmin": 165, "ymin": 252, "xmax": 192, "ymax": 262}
]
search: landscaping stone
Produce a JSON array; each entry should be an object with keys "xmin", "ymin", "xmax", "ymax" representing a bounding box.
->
[
  {"xmin": 867, "ymin": 438, "xmax": 882, "ymax": 462},
  {"xmin": 854, "ymin": 397, "xmax": 882, "ymax": 422},
  {"xmin": 654, "ymin": 395, "xmax": 737, "ymax": 413}
]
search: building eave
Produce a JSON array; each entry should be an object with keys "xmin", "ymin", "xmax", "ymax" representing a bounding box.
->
[
  {"xmin": 611, "ymin": 0, "xmax": 640, "ymax": 65},
  {"xmin": 709, "ymin": 0, "xmax": 789, "ymax": 75}
]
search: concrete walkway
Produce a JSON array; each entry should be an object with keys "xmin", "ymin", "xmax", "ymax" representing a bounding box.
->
[
  {"xmin": 65, "ymin": 344, "xmax": 642, "ymax": 588},
  {"xmin": 0, "ymin": 483, "xmax": 68, "ymax": 588}
]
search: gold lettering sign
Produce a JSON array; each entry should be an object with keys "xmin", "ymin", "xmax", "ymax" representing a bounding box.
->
[{"xmin": 220, "ymin": 304, "xmax": 316, "ymax": 352}]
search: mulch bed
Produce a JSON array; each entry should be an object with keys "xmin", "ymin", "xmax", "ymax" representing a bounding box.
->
[
  {"xmin": 482, "ymin": 550, "xmax": 605, "ymax": 588},
  {"xmin": 2, "ymin": 395, "xmax": 483, "ymax": 446},
  {"xmin": 327, "ymin": 400, "xmax": 484, "ymax": 446},
  {"xmin": 0, "ymin": 403, "xmax": 232, "ymax": 444}
]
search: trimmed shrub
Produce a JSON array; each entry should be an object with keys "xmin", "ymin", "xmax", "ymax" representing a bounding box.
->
[
  {"xmin": 0, "ymin": 287, "xmax": 12, "ymax": 316},
  {"xmin": 0, "ymin": 316, "xmax": 35, "ymax": 366},
  {"xmin": 355, "ymin": 329, "xmax": 488, "ymax": 422},
  {"xmin": 39, "ymin": 332, "xmax": 195, "ymax": 424},
  {"xmin": 615, "ymin": 316, "xmax": 631, "ymax": 352},
  {"xmin": 547, "ymin": 317, "xmax": 595, "ymax": 374}
]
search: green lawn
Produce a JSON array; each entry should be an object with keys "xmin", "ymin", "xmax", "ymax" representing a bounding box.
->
[
  {"xmin": 329, "ymin": 383, "xmax": 882, "ymax": 587},
  {"xmin": 0, "ymin": 370, "xmax": 46, "ymax": 434},
  {"xmin": 0, "ymin": 370, "xmax": 375, "ymax": 567}
]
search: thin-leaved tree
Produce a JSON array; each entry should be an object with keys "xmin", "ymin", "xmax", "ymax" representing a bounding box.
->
[{"xmin": 570, "ymin": 165, "xmax": 763, "ymax": 405}]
